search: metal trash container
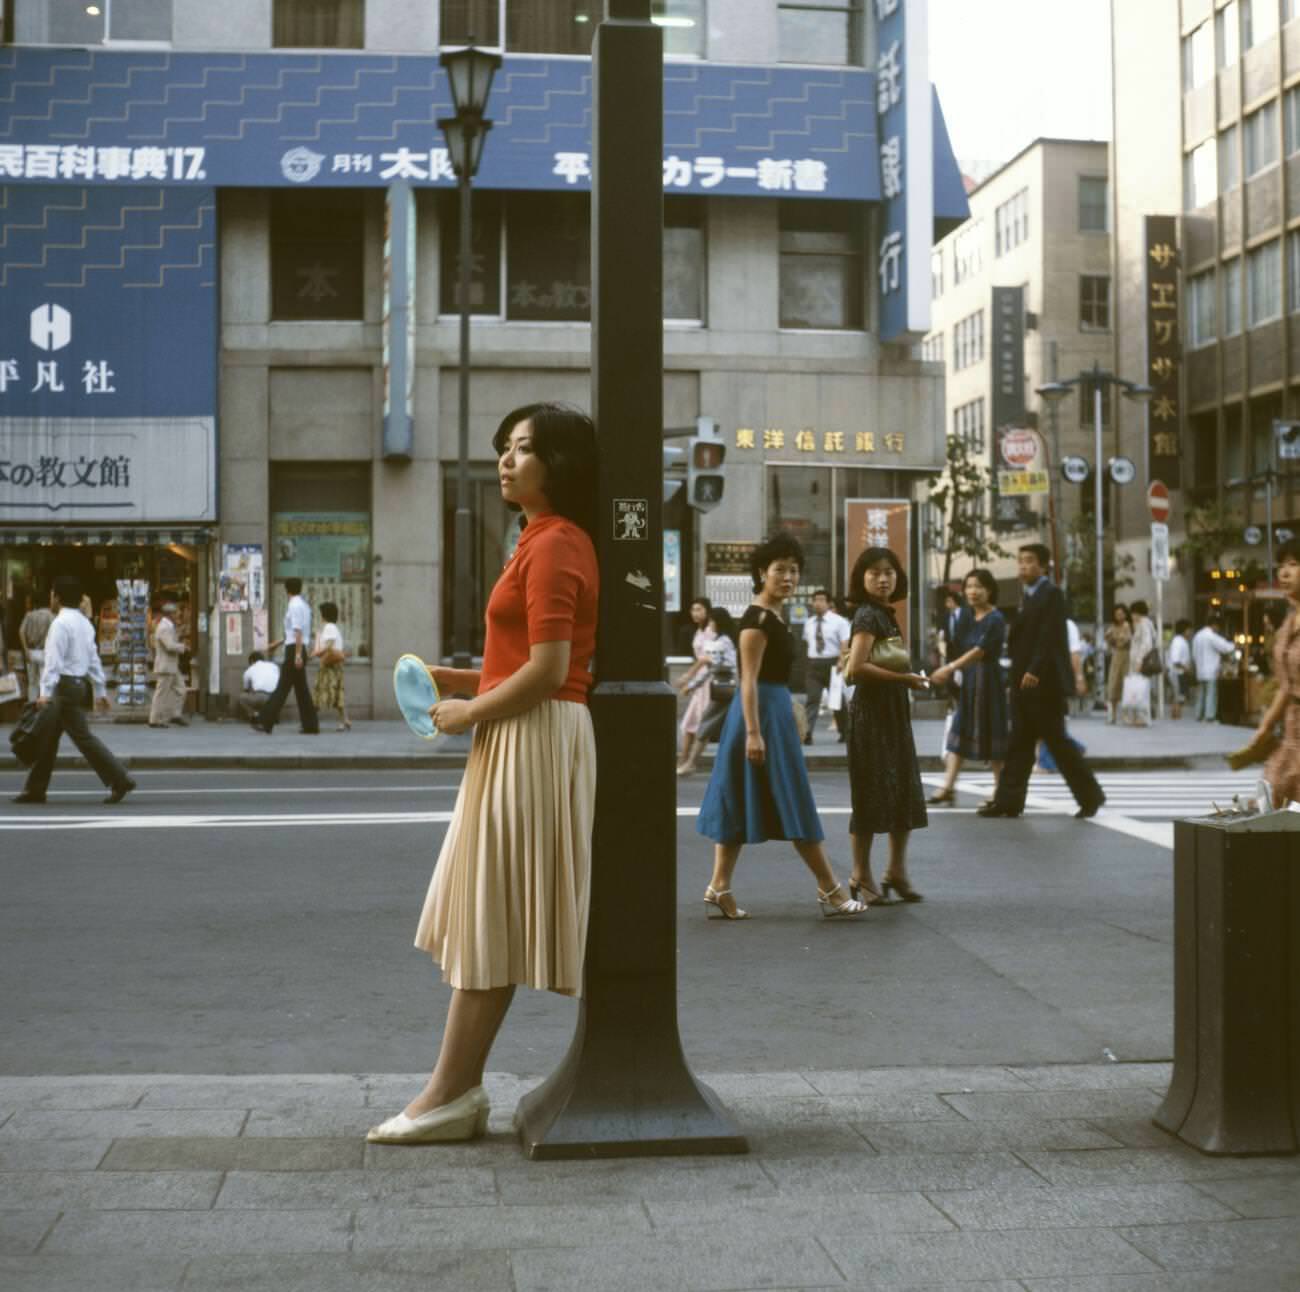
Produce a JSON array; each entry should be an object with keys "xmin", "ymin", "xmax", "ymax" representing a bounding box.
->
[{"xmin": 1154, "ymin": 811, "xmax": 1300, "ymax": 1155}]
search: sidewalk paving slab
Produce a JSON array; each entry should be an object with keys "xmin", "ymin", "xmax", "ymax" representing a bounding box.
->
[
  {"xmin": 1, "ymin": 1068, "xmax": 1298, "ymax": 1290},
  {"xmin": 0, "ymin": 710, "xmax": 1252, "ymax": 772}
]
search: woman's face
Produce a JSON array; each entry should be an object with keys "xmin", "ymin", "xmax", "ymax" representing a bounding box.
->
[
  {"xmin": 1279, "ymin": 557, "xmax": 1300, "ymax": 598},
  {"xmin": 964, "ymin": 576, "xmax": 988, "ymax": 608},
  {"xmin": 498, "ymin": 419, "xmax": 549, "ymax": 511},
  {"xmin": 1113, "ymin": 607, "xmax": 1128, "ymax": 625},
  {"xmin": 761, "ymin": 558, "xmax": 801, "ymax": 602},
  {"xmin": 863, "ymin": 558, "xmax": 897, "ymax": 603},
  {"xmin": 690, "ymin": 601, "xmax": 709, "ymax": 625}
]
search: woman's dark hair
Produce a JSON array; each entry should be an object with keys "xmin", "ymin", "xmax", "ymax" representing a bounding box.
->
[
  {"xmin": 749, "ymin": 531, "xmax": 805, "ymax": 592},
  {"xmin": 707, "ymin": 605, "xmax": 737, "ymax": 643},
  {"xmin": 492, "ymin": 401, "xmax": 598, "ymax": 538},
  {"xmin": 1112, "ymin": 603, "xmax": 1130, "ymax": 622},
  {"xmin": 1130, "ymin": 599, "xmax": 1150, "ymax": 616},
  {"xmin": 1277, "ymin": 537, "xmax": 1300, "ymax": 565},
  {"xmin": 689, "ymin": 596, "xmax": 712, "ymax": 614},
  {"xmin": 319, "ymin": 601, "xmax": 339, "ymax": 623},
  {"xmin": 963, "ymin": 567, "xmax": 998, "ymax": 606},
  {"xmin": 848, "ymin": 546, "xmax": 909, "ymax": 604}
]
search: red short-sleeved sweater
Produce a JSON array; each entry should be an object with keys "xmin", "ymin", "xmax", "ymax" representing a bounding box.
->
[{"xmin": 478, "ymin": 513, "xmax": 599, "ymax": 704}]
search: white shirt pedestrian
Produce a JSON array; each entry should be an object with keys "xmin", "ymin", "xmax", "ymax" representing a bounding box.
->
[
  {"xmin": 284, "ymin": 594, "xmax": 312, "ymax": 650},
  {"xmin": 1192, "ymin": 625, "xmax": 1235, "ymax": 680},
  {"xmin": 243, "ymin": 659, "xmax": 280, "ymax": 693},
  {"xmin": 802, "ymin": 609, "xmax": 850, "ymax": 660},
  {"xmin": 40, "ymin": 606, "xmax": 108, "ymax": 700},
  {"xmin": 1167, "ymin": 632, "xmax": 1191, "ymax": 674}
]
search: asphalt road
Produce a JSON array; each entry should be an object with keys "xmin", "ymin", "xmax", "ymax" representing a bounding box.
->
[{"xmin": 0, "ymin": 765, "xmax": 1223, "ymax": 1079}]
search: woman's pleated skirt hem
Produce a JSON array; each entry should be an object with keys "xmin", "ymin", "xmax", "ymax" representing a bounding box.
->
[{"xmin": 414, "ymin": 699, "xmax": 596, "ymax": 998}]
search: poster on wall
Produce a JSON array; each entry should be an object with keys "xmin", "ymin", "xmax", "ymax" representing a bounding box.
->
[
  {"xmin": 844, "ymin": 498, "xmax": 912, "ymax": 648},
  {"xmin": 221, "ymin": 544, "xmax": 265, "ymax": 612},
  {"xmin": 252, "ymin": 609, "xmax": 269, "ymax": 653},
  {"xmin": 663, "ymin": 529, "xmax": 682, "ymax": 615},
  {"xmin": 224, "ymin": 612, "xmax": 243, "ymax": 657},
  {"xmin": 271, "ymin": 512, "xmax": 371, "ymax": 657}
]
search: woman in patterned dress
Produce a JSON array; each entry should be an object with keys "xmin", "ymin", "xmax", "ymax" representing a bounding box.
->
[
  {"xmin": 1258, "ymin": 540, "xmax": 1300, "ymax": 807},
  {"xmin": 311, "ymin": 601, "xmax": 350, "ymax": 732},
  {"xmin": 843, "ymin": 547, "xmax": 930, "ymax": 905},
  {"xmin": 675, "ymin": 597, "xmax": 716, "ymax": 774}
]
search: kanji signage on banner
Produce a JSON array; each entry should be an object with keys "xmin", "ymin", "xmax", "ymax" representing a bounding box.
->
[
  {"xmin": 1144, "ymin": 215, "xmax": 1181, "ymax": 489},
  {"xmin": 844, "ymin": 497, "xmax": 912, "ymax": 646}
]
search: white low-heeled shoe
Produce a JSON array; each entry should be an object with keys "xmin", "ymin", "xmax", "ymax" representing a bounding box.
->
[{"xmin": 366, "ymin": 1085, "xmax": 489, "ymax": 1144}]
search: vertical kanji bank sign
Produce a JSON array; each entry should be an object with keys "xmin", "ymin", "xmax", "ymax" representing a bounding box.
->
[
  {"xmin": 875, "ymin": 0, "xmax": 933, "ymax": 343},
  {"xmin": 0, "ymin": 185, "xmax": 217, "ymax": 522}
]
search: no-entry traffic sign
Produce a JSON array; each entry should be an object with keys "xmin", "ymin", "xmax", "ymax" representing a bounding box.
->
[{"xmin": 1148, "ymin": 479, "xmax": 1170, "ymax": 524}]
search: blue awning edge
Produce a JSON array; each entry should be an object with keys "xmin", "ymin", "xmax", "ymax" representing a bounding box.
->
[{"xmin": 932, "ymin": 86, "xmax": 969, "ymax": 238}]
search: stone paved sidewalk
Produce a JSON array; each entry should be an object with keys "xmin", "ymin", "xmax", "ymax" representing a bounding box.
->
[{"xmin": 2, "ymin": 1065, "xmax": 1298, "ymax": 1291}]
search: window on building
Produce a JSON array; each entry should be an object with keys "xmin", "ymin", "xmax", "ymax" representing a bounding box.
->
[
  {"xmin": 1219, "ymin": 126, "xmax": 1240, "ymax": 192},
  {"xmin": 506, "ymin": 0, "xmax": 598, "ymax": 55},
  {"xmin": 437, "ymin": 191, "xmax": 503, "ymax": 317},
  {"xmin": 1244, "ymin": 100, "xmax": 1279, "ymax": 176},
  {"xmin": 664, "ymin": 197, "xmax": 706, "ymax": 321},
  {"xmin": 1183, "ymin": 20, "xmax": 1214, "ymax": 89},
  {"xmin": 994, "ymin": 187, "xmax": 1029, "ymax": 257},
  {"xmin": 952, "ymin": 219, "xmax": 984, "ymax": 284},
  {"xmin": 1079, "ymin": 274, "xmax": 1110, "ymax": 331},
  {"xmin": 1188, "ymin": 269, "xmax": 1217, "ymax": 346},
  {"xmin": 1286, "ymin": 87, "xmax": 1300, "ymax": 154},
  {"xmin": 440, "ymin": 1, "xmax": 705, "ymax": 54},
  {"xmin": 1218, "ymin": 0, "xmax": 1241, "ymax": 65},
  {"xmin": 953, "ymin": 310, "xmax": 985, "ymax": 370},
  {"xmin": 273, "ymin": 0, "xmax": 364, "ymax": 47},
  {"xmin": 1077, "ymin": 176, "xmax": 1108, "ymax": 232},
  {"xmin": 1223, "ymin": 256, "xmax": 1243, "ymax": 336},
  {"xmin": 1288, "ymin": 231, "xmax": 1300, "ymax": 311},
  {"xmin": 931, "ymin": 248, "xmax": 944, "ymax": 299},
  {"xmin": 1288, "ymin": 0, "xmax": 1300, "ymax": 22},
  {"xmin": 777, "ymin": 0, "xmax": 863, "ymax": 66},
  {"xmin": 953, "ymin": 398, "xmax": 985, "ymax": 451},
  {"xmin": 1248, "ymin": 238, "xmax": 1282, "ymax": 324},
  {"xmin": 1184, "ymin": 138, "xmax": 1217, "ymax": 208},
  {"xmin": 1243, "ymin": 0, "xmax": 1279, "ymax": 48},
  {"xmin": 777, "ymin": 201, "xmax": 864, "ymax": 329},
  {"xmin": 41, "ymin": 0, "xmax": 172, "ymax": 41},
  {"xmin": 271, "ymin": 463, "xmax": 373, "ymax": 661},
  {"xmin": 271, "ymin": 190, "xmax": 367, "ymax": 320},
  {"xmin": 921, "ymin": 333, "xmax": 943, "ymax": 364},
  {"xmin": 506, "ymin": 192, "xmax": 591, "ymax": 322},
  {"xmin": 652, "ymin": 0, "xmax": 707, "ymax": 56}
]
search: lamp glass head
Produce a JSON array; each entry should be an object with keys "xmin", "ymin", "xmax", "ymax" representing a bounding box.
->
[
  {"xmin": 1035, "ymin": 382, "xmax": 1072, "ymax": 404},
  {"xmin": 1122, "ymin": 382, "xmax": 1155, "ymax": 404},
  {"xmin": 440, "ymin": 44, "xmax": 502, "ymax": 118}
]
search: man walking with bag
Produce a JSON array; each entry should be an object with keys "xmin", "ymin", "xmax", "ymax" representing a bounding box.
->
[
  {"xmin": 13, "ymin": 575, "xmax": 136, "ymax": 806},
  {"xmin": 977, "ymin": 544, "xmax": 1104, "ymax": 820},
  {"xmin": 252, "ymin": 577, "xmax": 320, "ymax": 735}
]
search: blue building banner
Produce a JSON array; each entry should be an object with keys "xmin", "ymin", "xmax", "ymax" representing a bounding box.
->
[
  {"xmin": 0, "ymin": 47, "xmax": 966, "ymax": 211},
  {"xmin": 0, "ymin": 185, "xmax": 216, "ymax": 419}
]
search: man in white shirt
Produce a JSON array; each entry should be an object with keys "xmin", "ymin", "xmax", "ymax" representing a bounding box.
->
[
  {"xmin": 240, "ymin": 650, "xmax": 281, "ymax": 722},
  {"xmin": 1166, "ymin": 619, "xmax": 1193, "ymax": 720},
  {"xmin": 1192, "ymin": 615, "xmax": 1236, "ymax": 722},
  {"xmin": 802, "ymin": 589, "xmax": 851, "ymax": 744},
  {"xmin": 14, "ymin": 574, "xmax": 136, "ymax": 805},
  {"xmin": 18, "ymin": 593, "xmax": 54, "ymax": 703},
  {"xmin": 147, "ymin": 601, "xmax": 189, "ymax": 728},
  {"xmin": 253, "ymin": 577, "xmax": 320, "ymax": 734}
]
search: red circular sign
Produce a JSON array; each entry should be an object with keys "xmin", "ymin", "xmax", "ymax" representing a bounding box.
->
[
  {"xmin": 1000, "ymin": 429, "xmax": 1038, "ymax": 469},
  {"xmin": 1148, "ymin": 479, "xmax": 1170, "ymax": 523}
]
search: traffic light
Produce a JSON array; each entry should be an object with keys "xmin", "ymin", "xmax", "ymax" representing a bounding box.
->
[
  {"xmin": 687, "ymin": 415, "xmax": 726, "ymax": 512},
  {"xmin": 663, "ymin": 443, "xmax": 685, "ymax": 503}
]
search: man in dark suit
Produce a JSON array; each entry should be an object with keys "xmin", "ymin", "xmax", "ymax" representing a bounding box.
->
[{"xmin": 978, "ymin": 543, "xmax": 1105, "ymax": 820}]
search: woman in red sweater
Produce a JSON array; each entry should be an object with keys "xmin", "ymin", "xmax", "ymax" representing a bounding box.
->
[{"xmin": 369, "ymin": 403, "xmax": 598, "ymax": 1145}]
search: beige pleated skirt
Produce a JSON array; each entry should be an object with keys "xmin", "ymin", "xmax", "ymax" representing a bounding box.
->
[{"xmin": 414, "ymin": 699, "xmax": 597, "ymax": 996}]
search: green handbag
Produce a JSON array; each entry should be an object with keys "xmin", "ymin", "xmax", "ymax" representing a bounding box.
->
[{"xmin": 870, "ymin": 637, "xmax": 911, "ymax": 672}]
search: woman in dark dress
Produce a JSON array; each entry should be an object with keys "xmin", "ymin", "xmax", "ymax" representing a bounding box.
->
[
  {"xmin": 927, "ymin": 568, "xmax": 1008, "ymax": 804},
  {"xmin": 696, "ymin": 532, "xmax": 867, "ymax": 920},
  {"xmin": 843, "ymin": 546, "xmax": 930, "ymax": 904}
]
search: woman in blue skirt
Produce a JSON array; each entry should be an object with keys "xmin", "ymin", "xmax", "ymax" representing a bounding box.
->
[{"xmin": 696, "ymin": 532, "xmax": 867, "ymax": 921}]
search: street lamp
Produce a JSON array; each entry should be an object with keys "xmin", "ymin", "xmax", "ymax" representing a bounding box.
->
[
  {"xmin": 438, "ymin": 41, "xmax": 501, "ymax": 669},
  {"xmin": 1036, "ymin": 362, "xmax": 1153, "ymax": 716}
]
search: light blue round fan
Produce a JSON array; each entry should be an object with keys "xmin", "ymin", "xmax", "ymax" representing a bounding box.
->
[{"xmin": 393, "ymin": 654, "xmax": 440, "ymax": 740}]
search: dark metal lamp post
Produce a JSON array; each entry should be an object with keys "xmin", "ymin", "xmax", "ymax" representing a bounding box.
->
[
  {"xmin": 439, "ymin": 42, "xmax": 501, "ymax": 669},
  {"xmin": 1036, "ymin": 363, "xmax": 1152, "ymax": 715}
]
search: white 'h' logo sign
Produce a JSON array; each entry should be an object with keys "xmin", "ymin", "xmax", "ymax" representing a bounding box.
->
[{"xmin": 30, "ymin": 303, "xmax": 71, "ymax": 352}]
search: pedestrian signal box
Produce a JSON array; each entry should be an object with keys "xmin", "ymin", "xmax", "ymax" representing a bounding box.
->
[{"xmin": 688, "ymin": 417, "xmax": 726, "ymax": 512}]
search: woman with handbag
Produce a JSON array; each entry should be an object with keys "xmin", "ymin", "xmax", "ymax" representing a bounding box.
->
[
  {"xmin": 1121, "ymin": 600, "xmax": 1158, "ymax": 728},
  {"xmin": 311, "ymin": 601, "xmax": 351, "ymax": 732},
  {"xmin": 696, "ymin": 532, "xmax": 867, "ymax": 920},
  {"xmin": 674, "ymin": 598, "xmax": 717, "ymax": 774},
  {"xmin": 1104, "ymin": 605, "xmax": 1132, "ymax": 723},
  {"xmin": 843, "ymin": 547, "xmax": 930, "ymax": 904},
  {"xmin": 1251, "ymin": 540, "xmax": 1300, "ymax": 807},
  {"xmin": 684, "ymin": 606, "xmax": 738, "ymax": 771}
]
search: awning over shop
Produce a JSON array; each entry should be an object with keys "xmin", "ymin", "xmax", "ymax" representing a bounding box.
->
[{"xmin": 0, "ymin": 527, "xmax": 213, "ymax": 547}]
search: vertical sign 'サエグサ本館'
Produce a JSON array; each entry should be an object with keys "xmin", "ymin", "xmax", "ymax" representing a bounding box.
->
[{"xmin": 1144, "ymin": 215, "xmax": 1181, "ymax": 489}]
